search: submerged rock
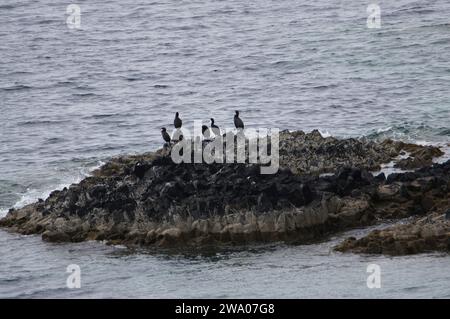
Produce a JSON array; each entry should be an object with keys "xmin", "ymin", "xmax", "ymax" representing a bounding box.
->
[{"xmin": 0, "ymin": 130, "xmax": 447, "ymax": 252}]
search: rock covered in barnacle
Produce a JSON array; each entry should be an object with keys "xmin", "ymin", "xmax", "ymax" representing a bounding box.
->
[
  {"xmin": 278, "ymin": 130, "xmax": 443, "ymax": 174},
  {"xmin": 0, "ymin": 130, "xmax": 447, "ymax": 251}
]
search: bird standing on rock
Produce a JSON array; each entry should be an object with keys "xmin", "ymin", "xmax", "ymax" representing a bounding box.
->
[
  {"xmin": 161, "ymin": 127, "xmax": 171, "ymax": 144},
  {"xmin": 234, "ymin": 111, "xmax": 244, "ymax": 130},
  {"xmin": 210, "ymin": 118, "xmax": 221, "ymax": 137},
  {"xmin": 174, "ymin": 112, "xmax": 182, "ymax": 129}
]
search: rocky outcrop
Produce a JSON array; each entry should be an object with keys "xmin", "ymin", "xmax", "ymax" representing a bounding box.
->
[
  {"xmin": 278, "ymin": 130, "xmax": 443, "ymax": 174},
  {"xmin": 335, "ymin": 211, "xmax": 450, "ymax": 255},
  {"xmin": 393, "ymin": 142, "xmax": 444, "ymax": 170},
  {"xmin": 0, "ymin": 130, "xmax": 447, "ymax": 252},
  {"xmin": 335, "ymin": 161, "xmax": 450, "ymax": 255},
  {"xmin": 0, "ymin": 159, "xmax": 377, "ymax": 246}
]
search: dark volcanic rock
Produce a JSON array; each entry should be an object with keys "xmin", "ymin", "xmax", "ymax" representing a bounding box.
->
[
  {"xmin": 335, "ymin": 160, "xmax": 450, "ymax": 255},
  {"xmin": 0, "ymin": 130, "xmax": 447, "ymax": 251}
]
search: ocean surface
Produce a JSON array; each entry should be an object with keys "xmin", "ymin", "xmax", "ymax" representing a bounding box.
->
[{"xmin": 1, "ymin": 0, "xmax": 449, "ymax": 298}]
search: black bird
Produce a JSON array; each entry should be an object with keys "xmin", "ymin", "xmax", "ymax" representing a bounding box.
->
[
  {"xmin": 202, "ymin": 125, "xmax": 211, "ymax": 140},
  {"xmin": 445, "ymin": 209, "xmax": 450, "ymax": 220},
  {"xmin": 234, "ymin": 111, "xmax": 244, "ymax": 130},
  {"xmin": 210, "ymin": 118, "xmax": 220, "ymax": 137},
  {"xmin": 174, "ymin": 112, "xmax": 182, "ymax": 129},
  {"xmin": 161, "ymin": 127, "xmax": 171, "ymax": 144}
]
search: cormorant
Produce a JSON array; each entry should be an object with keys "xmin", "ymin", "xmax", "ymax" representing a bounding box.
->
[
  {"xmin": 174, "ymin": 112, "xmax": 182, "ymax": 129},
  {"xmin": 234, "ymin": 111, "xmax": 244, "ymax": 130},
  {"xmin": 161, "ymin": 127, "xmax": 171, "ymax": 144},
  {"xmin": 210, "ymin": 118, "xmax": 220, "ymax": 137}
]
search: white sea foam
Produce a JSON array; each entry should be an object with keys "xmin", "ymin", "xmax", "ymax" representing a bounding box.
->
[
  {"xmin": 410, "ymin": 140, "xmax": 450, "ymax": 164},
  {"xmin": 376, "ymin": 126, "xmax": 393, "ymax": 134},
  {"xmin": 371, "ymin": 150, "xmax": 410, "ymax": 176},
  {"xmin": 372, "ymin": 140, "xmax": 450, "ymax": 177},
  {"xmin": 0, "ymin": 209, "xmax": 8, "ymax": 218},
  {"xmin": 434, "ymin": 143, "xmax": 450, "ymax": 164},
  {"xmin": 0, "ymin": 161, "xmax": 104, "ymax": 218}
]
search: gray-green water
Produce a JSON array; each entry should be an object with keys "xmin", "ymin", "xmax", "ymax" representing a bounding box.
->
[{"xmin": 1, "ymin": 0, "xmax": 449, "ymax": 298}]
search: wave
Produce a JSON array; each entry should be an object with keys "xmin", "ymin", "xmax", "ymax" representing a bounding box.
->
[
  {"xmin": 43, "ymin": 137, "xmax": 65, "ymax": 145},
  {"xmin": 71, "ymin": 92, "xmax": 97, "ymax": 97},
  {"xmin": 0, "ymin": 161, "xmax": 104, "ymax": 218},
  {"xmin": 311, "ymin": 84, "xmax": 339, "ymax": 90},
  {"xmin": 0, "ymin": 3, "xmax": 30, "ymax": 10},
  {"xmin": 153, "ymin": 84, "xmax": 170, "ymax": 89},
  {"xmin": 10, "ymin": 287, "xmax": 82, "ymax": 299},
  {"xmin": 18, "ymin": 119, "xmax": 72, "ymax": 126},
  {"xmin": 363, "ymin": 124, "xmax": 450, "ymax": 165},
  {"xmin": 438, "ymin": 128, "xmax": 450, "ymax": 136},
  {"xmin": 82, "ymin": 113, "xmax": 120, "ymax": 119},
  {"xmin": 0, "ymin": 85, "xmax": 32, "ymax": 92},
  {"xmin": 363, "ymin": 123, "xmax": 442, "ymax": 142},
  {"xmin": 81, "ymin": 113, "xmax": 137, "ymax": 120}
]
